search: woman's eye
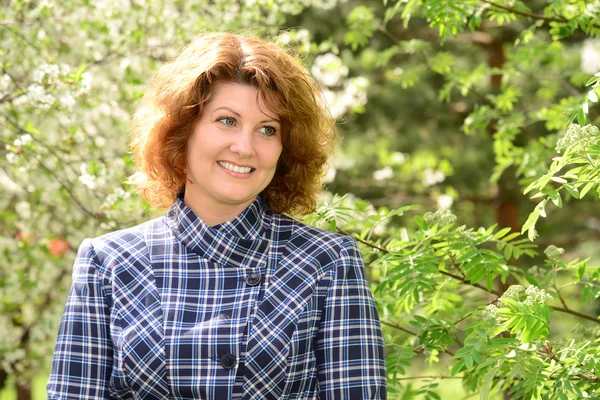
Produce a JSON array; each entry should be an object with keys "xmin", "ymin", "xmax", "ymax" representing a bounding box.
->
[
  {"xmin": 218, "ymin": 117, "xmax": 236, "ymax": 126},
  {"xmin": 260, "ymin": 126, "xmax": 278, "ymax": 137}
]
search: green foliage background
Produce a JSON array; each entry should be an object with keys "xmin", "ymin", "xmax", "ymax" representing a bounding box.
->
[{"xmin": 2, "ymin": 0, "xmax": 600, "ymax": 399}]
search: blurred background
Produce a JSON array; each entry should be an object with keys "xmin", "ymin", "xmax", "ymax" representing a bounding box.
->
[{"xmin": 1, "ymin": 0, "xmax": 600, "ymax": 398}]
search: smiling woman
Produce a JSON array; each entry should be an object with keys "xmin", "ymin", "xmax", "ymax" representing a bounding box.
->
[
  {"xmin": 184, "ymin": 82, "xmax": 283, "ymax": 225},
  {"xmin": 47, "ymin": 32, "xmax": 387, "ymax": 400}
]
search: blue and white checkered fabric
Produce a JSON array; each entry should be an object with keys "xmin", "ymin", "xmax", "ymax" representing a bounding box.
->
[{"xmin": 47, "ymin": 194, "xmax": 387, "ymax": 399}]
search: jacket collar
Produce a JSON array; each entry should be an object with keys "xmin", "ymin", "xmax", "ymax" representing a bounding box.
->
[{"xmin": 165, "ymin": 189, "xmax": 270, "ymax": 268}]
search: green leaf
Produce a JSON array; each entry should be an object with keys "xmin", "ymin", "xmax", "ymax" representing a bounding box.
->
[
  {"xmin": 563, "ymin": 184, "xmax": 580, "ymax": 199},
  {"xmin": 579, "ymin": 182, "xmax": 596, "ymax": 199},
  {"xmin": 457, "ymin": 248, "xmax": 479, "ymax": 263},
  {"xmin": 492, "ymin": 227, "xmax": 511, "ymax": 240},
  {"xmin": 577, "ymin": 108, "xmax": 586, "ymax": 125}
]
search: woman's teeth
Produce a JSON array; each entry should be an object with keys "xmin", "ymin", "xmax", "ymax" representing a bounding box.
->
[{"xmin": 218, "ymin": 161, "xmax": 253, "ymax": 174}]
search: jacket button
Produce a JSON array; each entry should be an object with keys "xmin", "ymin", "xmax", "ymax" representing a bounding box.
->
[
  {"xmin": 245, "ymin": 273, "xmax": 261, "ymax": 287},
  {"xmin": 220, "ymin": 353, "xmax": 236, "ymax": 369}
]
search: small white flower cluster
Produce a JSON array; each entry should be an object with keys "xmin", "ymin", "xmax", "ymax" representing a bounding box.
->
[
  {"xmin": 527, "ymin": 265, "xmax": 547, "ymax": 280},
  {"xmin": 13, "ymin": 63, "xmax": 91, "ymax": 111},
  {"xmin": 78, "ymin": 163, "xmax": 97, "ymax": 189},
  {"xmin": 20, "ymin": 84, "xmax": 55, "ymax": 110},
  {"xmin": 322, "ymin": 77, "xmax": 369, "ymax": 119},
  {"xmin": 309, "ymin": 0, "xmax": 346, "ymax": 10},
  {"xmin": 13, "ymin": 134, "xmax": 32, "ymax": 147},
  {"xmin": 437, "ymin": 194, "xmax": 454, "ymax": 209},
  {"xmin": 15, "ymin": 201, "xmax": 32, "ymax": 220},
  {"xmin": 482, "ymin": 304, "xmax": 499, "ymax": 323},
  {"xmin": 32, "ymin": 63, "xmax": 71, "ymax": 85},
  {"xmin": 78, "ymin": 163, "xmax": 108, "ymax": 190},
  {"xmin": 373, "ymin": 166, "xmax": 393, "ymax": 181},
  {"xmin": 0, "ymin": 74, "xmax": 12, "ymax": 93},
  {"xmin": 5, "ymin": 152, "xmax": 18, "ymax": 164},
  {"xmin": 523, "ymin": 286, "xmax": 553, "ymax": 306},
  {"xmin": 500, "ymin": 285, "xmax": 525, "ymax": 303},
  {"xmin": 423, "ymin": 208, "xmax": 457, "ymax": 227},
  {"xmin": 102, "ymin": 187, "xmax": 131, "ymax": 209},
  {"xmin": 312, "ymin": 53, "xmax": 349, "ymax": 87},
  {"xmin": 556, "ymin": 124, "xmax": 599, "ymax": 153},
  {"xmin": 276, "ymin": 29, "xmax": 311, "ymax": 47},
  {"xmin": 498, "ymin": 285, "xmax": 553, "ymax": 306},
  {"xmin": 79, "ymin": 72, "xmax": 92, "ymax": 94},
  {"xmin": 544, "ymin": 245, "xmax": 565, "ymax": 261},
  {"xmin": 5, "ymin": 134, "xmax": 34, "ymax": 164},
  {"xmin": 422, "ymin": 168, "xmax": 446, "ymax": 187}
]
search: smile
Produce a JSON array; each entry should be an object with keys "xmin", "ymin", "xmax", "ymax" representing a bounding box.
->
[{"xmin": 217, "ymin": 161, "xmax": 254, "ymax": 174}]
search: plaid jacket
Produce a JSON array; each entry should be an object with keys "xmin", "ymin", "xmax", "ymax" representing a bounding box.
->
[{"xmin": 47, "ymin": 195, "xmax": 387, "ymax": 399}]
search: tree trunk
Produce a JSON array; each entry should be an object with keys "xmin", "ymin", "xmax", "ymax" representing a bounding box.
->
[
  {"xmin": 16, "ymin": 378, "xmax": 32, "ymax": 400},
  {"xmin": 0, "ymin": 369, "xmax": 7, "ymax": 391},
  {"xmin": 485, "ymin": 36, "xmax": 523, "ymax": 400}
]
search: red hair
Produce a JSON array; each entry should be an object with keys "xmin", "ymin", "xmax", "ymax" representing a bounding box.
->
[{"xmin": 129, "ymin": 32, "xmax": 336, "ymax": 216}]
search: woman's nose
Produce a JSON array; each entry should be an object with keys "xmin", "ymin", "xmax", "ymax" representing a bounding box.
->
[{"xmin": 229, "ymin": 131, "xmax": 256, "ymax": 158}]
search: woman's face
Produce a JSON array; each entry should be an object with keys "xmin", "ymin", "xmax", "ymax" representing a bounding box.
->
[{"xmin": 184, "ymin": 82, "xmax": 283, "ymax": 221}]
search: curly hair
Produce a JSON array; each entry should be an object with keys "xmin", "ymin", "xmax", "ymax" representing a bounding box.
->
[{"xmin": 128, "ymin": 32, "xmax": 336, "ymax": 216}]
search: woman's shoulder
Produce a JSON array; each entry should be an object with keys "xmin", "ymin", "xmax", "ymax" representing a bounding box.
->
[
  {"xmin": 271, "ymin": 211, "xmax": 356, "ymax": 254},
  {"xmin": 79, "ymin": 216, "xmax": 164, "ymax": 264}
]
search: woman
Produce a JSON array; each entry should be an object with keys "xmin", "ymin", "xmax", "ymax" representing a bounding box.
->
[{"xmin": 47, "ymin": 32, "xmax": 386, "ymax": 399}]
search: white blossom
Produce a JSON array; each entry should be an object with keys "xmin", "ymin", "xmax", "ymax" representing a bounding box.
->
[
  {"xmin": 321, "ymin": 88, "xmax": 347, "ymax": 119},
  {"xmin": 78, "ymin": 163, "xmax": 96, "ymax": 189},
  {"xmin": 343, "ymin": 76, "xmax": 369, "ymax": 108},
  {"xmin": 373, "ymin": 166, "xmax": 393, "ymax": 181},
  {"xmin": 312, "ymin": 53, "xmax": 348, "ymax": 87},
  {"xmin": 26, "ymin": 84, "xmax": 55, "ymax": 109},
  {"xmin": 524, "ymin": 285, "xmax": 553, "ymax": 306},
  {"xmin": 544, "ymin": 245, "xmax": 565, "ymax": 261},
  {"xmin": 78, "ymin": 72, "xmax": 92, "ymax": 94},
  {"xmin": 391, "ymin": 152, "xmax": 406, "ymax": 165},
  {"xmin": 310, "ymin": 0, "xmax": 343, "ymax": 10},
  {"xmin": 556, "ymin": 124, "xmax": 599, "ymax": 153},
  {"xmin": 6, "ymin": 152, "xmax": 18, "ymax": 164},
  {"xmin": 422, "ymin": 168, "xmax": 446, "ymax": 187},
  {"xmin": 0, "ymin": 74, "xmax": 11, "ymax": 92},
  {"xmin": 15, "ymin": 201, "xmax": 32, "ymax": 219},
  {"xmin": 19, "ymin": 134, "xmax": 32, "ymax": 145},
  {"xmin": 581, "ymin": 39, "xmax": 600, "ymax": 74},
  {"xmin": 296, "ymin": 29, "xmax": 310, "ymax": 42},
  {"xmin": 13, "ymin": 134, "xmax": 32, "ymax": 147},
  {"xmin": 32, "ymin": 63, "xmax": 61, "ymax": 83},
  {"xmin": 437, "ymin": 194, "xmax": 454, "ymax": 209},
  {"xmin": 277, "ymin": 32, "xmax": 291, "ymax": 45},
  {"xmin": 423, "ymin": 208, "xmax": 457, "ymax": 227},
  {"xmin": 500, "ymin": 285, "xmax": 525, "ymax": 302},
  {"xmin": 482, "ymin": 304, "xmax": 499, "ymax": 323},
  {"xmin": 95, "ymin": 136, "xmax": 107, "ymax": 147},
  {"xmin": 323, "ymin": 163, "xmax": 336, "ymax": 183},
  {"xmin": 59, "ymin": 94, "xmax": 76, "ymax": 111}
]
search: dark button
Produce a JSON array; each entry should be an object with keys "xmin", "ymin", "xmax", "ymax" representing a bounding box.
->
[
  {"xmin": 245, "ymin": 273, "xmax": 261, "ymax": 287},
  {"xmin": 220, "ymin": 353, "xmax": 236, "ymax": 369}
]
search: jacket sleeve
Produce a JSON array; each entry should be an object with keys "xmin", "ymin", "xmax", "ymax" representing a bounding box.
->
[
  {"xmin": 47, "ymin": 239, "xmax": 116, "ymax": 399},
  {"xmin": 315, "ymin": 236, "xmax": 387, "ymax": 399}
]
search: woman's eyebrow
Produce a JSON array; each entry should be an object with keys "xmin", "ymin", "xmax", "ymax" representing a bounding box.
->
[
  {"xmin": 212, "ymin": 106, "xmax": 280, "ymax": 124},
  {"xmin": 213, "ymin": 106, "xmax": 241, "ymax": 117}
]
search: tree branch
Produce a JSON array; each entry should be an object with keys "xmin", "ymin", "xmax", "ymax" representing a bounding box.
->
[
  {"xmin": 480, "ymin": 0, "xmax": 566, "ymax": 23},
  {"xmin": 381, "ymin": 319, "xmax": 456, "ymax": 357},
  {"xmin": 481, "ymin": 0, "xmax": 600, "ymax": 30},
  {"xmin": 341, "ymin": 228, "xmax": 600, "ymax": 325},
  {"xmin": 552, "ymin": 305, "xmax": 599, "ymax": 324},
  {"xmin": 395, "ymin": 375, "xmax": 462, "ymax": 381}
]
